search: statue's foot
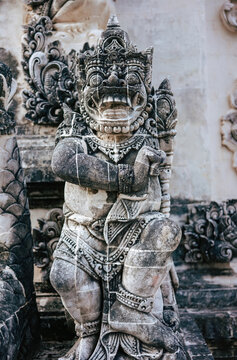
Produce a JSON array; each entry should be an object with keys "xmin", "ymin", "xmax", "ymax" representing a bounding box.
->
[
  {"xmin": 109, "ymin": 301, "xmax": 182, "ymax": 353},
  {"xmin": 58, "ymin": 335, "xmax": 98, "ymax": 360}
]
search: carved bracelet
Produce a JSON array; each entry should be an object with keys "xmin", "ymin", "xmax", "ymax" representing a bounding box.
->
[{"xmin": 117, "ymin": 284, "xmax": 153, "ymax": 313}]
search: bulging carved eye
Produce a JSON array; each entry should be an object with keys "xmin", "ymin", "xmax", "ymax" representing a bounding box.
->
[
  {"xmin": 125, "ymin": 73, "xmax": 140, "ymax": 86},
  {"xmin": 89, "ymin": 74, "xmax": 103, "ymax": 87}
]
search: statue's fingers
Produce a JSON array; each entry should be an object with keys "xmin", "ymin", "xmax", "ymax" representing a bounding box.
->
[
  {"xmin": 150, "ymin": 163, "xmax": 160, "ymax": 176},
  {"xmin": 147, "ymin": 150, "xmax": 165, "ymax": 164}
]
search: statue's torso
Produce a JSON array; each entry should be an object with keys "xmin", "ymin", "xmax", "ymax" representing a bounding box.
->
[{"xmin": 64, "ymin": 146, "xmax": 162, "ymax": 222}]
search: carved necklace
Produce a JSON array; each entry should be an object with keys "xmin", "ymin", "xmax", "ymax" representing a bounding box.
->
[{"xmin": 85, "ymin": 128, "xmax": 147, "ymax": 163}]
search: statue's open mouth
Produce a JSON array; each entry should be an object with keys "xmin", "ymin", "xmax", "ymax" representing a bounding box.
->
[
  {"xmin": 86, "ymin": 90, "xmax": 146, "ymax": 123},
  {"xmin": 99, "ymin": 95, "xmax": 131, "ymax": 121}
]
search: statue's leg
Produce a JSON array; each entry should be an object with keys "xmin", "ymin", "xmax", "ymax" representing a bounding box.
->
[
  {"xmin": 109, "ymin": 218, "xmax": 182, "ymax": 353},
  {"xmin": 50, "ymin": 258, "xmax": 101, "ymax": 360}
]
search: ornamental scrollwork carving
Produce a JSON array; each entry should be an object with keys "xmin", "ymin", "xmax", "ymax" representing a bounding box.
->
[
  {"xmin": 221, "ymin": 83, "xmax": 237, "ymax": 172},
  {"xmin": 22, "ymin": 1, "xmax": 115, "ymax": 126},
  {"xmin": 183, "ymin": 200, "xmax": 237, "ymax": 263},
  {"xmin": 22, "ymin": 16, "xmax": 80, "ymax": 126},
  {"xmin": 33, "ymin": 208, "xmax": 64, "ymax": 282},
  {"xmin": 220, "ymin": 0, "xmax": 237, "ymax": 32}
]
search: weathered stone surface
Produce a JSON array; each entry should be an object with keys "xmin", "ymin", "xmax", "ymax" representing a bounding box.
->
[
  {"xmin": 48, "ymin": 14, "xmax": 190, "ymax": 360},
  {"xmin": 176, "ymin": 263, "xmax": 237, "ymax": 308},
  {"xmin": 182, "ymin": 200, "xmax": 237, "ymax": 263},
  {"xmin": 0, "ymin": 62, "xmax": 40, "ymax": 359},
  {"xmin": 31, "ymin": 313, "xmax": 213, "ymax": 359},
  {"xmin": 33, "ymin": 208, "xmax": 64, "ymax": 283},
  {"xmin": 180, "ymin": 315, "xmax": 214, "ymax": 360},
  {"xmin": 33, "ymin": 341, "xmax": 77, "ymax": 359},
  {"xmin": 174, "ymin": 260, "xmax": 237, "ymax": 358},
  {"xmin": 17, "ymin": 135, "xmax": 60, "ymax": 182}
]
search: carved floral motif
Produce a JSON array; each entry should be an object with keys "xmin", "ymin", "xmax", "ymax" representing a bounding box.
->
[
  {"xmin": 221, "ymin": 84, "xmax": 237, "ymax": 172},
  {"xmin": 220, "ymin": 0, "xmax": 237, "ymax": 32},
  {"xmin": 33, "ymin": 208, "xmax": 64, "ymax": 282},
  {"xmin": 183, "ymin": 200, "xmax": 237, "ymax": 263},
  {"xmin": 22, "ymin": 16, "xmax": 79, "ymax": 125}
]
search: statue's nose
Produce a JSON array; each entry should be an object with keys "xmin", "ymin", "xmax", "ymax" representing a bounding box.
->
[{"xmin": 107, "ymin": 71, "xmax": 119, "ymax": 86}]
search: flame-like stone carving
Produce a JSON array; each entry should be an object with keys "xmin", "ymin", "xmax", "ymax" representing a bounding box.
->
[
  {"xmin": 22, "ymin": 16, "xmax": 79, "ymax": 126},
  {"xmin": 220, "ymin": 0, "xmax": 237, "ymax": 32},
  {"xmin": 50, "ymin": 16, "xmax": 189, "ymax": 360},
  {"xmin": 221, "ymin": 83, "xmax": 237, "ymax": 173}
]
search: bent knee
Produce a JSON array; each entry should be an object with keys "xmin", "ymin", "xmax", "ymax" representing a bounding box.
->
[
  {"xmin": 50, "ymin": 259, "xmax": 75, "ymax": 294},
  {"xmin": 140, "ymin": 218, "xmax": 181, "ymax": 251}
]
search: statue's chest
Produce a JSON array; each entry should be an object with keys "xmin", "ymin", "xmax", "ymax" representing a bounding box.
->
[
  {"xmin": 85, "ymin": 130, "xmax": 158, "ymax": 165},
  {"xmin": 64, "ymin": 182, "xmax": 116, "ymax": 220}
]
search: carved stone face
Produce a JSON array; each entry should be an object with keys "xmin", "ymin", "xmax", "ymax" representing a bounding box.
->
[
  {"xmin": 78, "ymin": 16, "xmax": 152, "ymax": 135},
  {"xmin": 82, "ymin": 62, "xmax": 147, "ymax": 134}
]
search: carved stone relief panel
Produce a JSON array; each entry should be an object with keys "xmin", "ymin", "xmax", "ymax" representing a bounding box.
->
[
  {"xmin": 221, "ymin": 83, "xmax": 237, "ymax": 173},
  {"xmin": 183, "ymin": 200, "xmax": 237, "ymax": 263},
  {"xmin": 33, "ymin": 208, "xmax": 64, "ymax": 283},
  {"xmin": 22, "ymin": 15, "xmax": 79, "ymax": 126},
  {"xmin": 0, "ymin": 62, "xmax": 39, "ymax": 359},
  {"xmin": 220, "ymin": 0, "xmax": 237, "ymax": 32}
]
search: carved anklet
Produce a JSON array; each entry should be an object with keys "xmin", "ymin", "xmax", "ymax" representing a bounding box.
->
[{"xmin": 75, "ymin": 319, "xmax": 101, "ymax": 338}]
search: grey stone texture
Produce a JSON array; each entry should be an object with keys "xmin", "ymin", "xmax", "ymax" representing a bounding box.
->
[
  {"xmin": 0, "ymin": 62, "xmax": 39, "ymax": 359},
  {"xmin": 33, "ymin": 208, "xmax": 64, "ymax": 283},
  {"xmin": 48, "ymin": 15, "xmax": 190, "ymax": 360},
  {"xmin": 182, "ymin": 200, "xmax": 237, "ymax": 263},
  {"xmin": 0, "ymin": 1, "xmax": 236, "ymax": 358}
]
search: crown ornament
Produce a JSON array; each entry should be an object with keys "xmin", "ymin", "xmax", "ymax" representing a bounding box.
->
[{"xmin": 77, "ymin": 15, "xmax": 153, "ymax": 91}]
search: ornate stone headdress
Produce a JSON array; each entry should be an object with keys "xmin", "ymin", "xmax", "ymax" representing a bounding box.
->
[{"xmin": 77, "ymin": 15, "xmax": 153, "ymax": 92}]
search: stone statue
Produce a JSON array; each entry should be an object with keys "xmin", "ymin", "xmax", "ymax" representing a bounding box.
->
[{"xmin": 50, "ymin": 15, "xmax": 188, "ymax": 360}]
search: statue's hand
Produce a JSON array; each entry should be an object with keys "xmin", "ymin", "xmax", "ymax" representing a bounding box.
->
[{"xmin": 133, "ymin": 146, "xmax": 166, "ymax": 191}]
